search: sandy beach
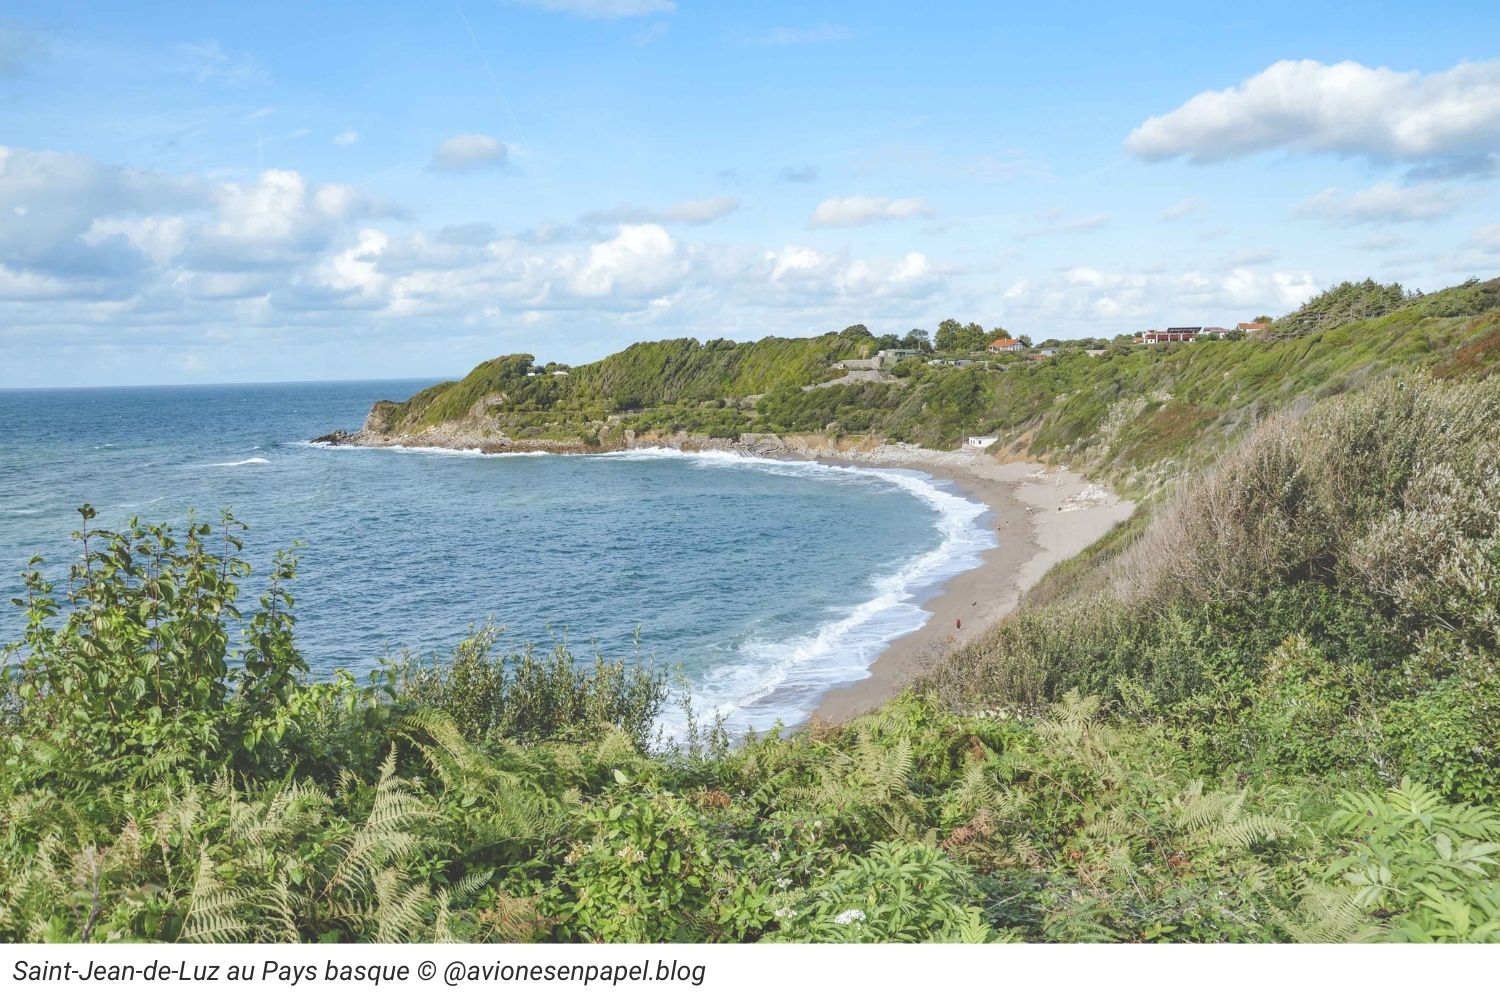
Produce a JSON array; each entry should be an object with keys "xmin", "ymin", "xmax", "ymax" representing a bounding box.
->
[
  {"xmin": 321, "ymin": 421, "xmax": 1135, "ymax": 724},
  {"xmin": 805, "ymin": 448, "xmax": 1135, "ymax": 722}
]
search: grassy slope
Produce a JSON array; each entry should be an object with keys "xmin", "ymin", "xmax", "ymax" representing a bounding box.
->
[
  {"xmin": 363, "ymin": 279, "xmax": 1500, "ymax": 498},
  {"xmin": 368, "ymin": 331, "xmax": 877, "ymax": 438}
]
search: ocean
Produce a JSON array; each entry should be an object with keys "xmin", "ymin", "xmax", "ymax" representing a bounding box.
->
[{"xmin": 0, "ymin": 380, "xmax": 994, "ymax": 730}]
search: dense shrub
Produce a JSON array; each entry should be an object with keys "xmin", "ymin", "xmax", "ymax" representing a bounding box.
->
[{"xmin": 922, "ymin": 376, "xmax": 1500, "ymax": 797}]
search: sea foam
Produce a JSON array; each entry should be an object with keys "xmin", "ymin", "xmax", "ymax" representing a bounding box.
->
[
  {"xmin": 593, "ymin": 448, "xmax": 995, "ymax": 732},
  {"xmin": 204, "ymin": 456, "xmax": 270, "ymax": 467}
]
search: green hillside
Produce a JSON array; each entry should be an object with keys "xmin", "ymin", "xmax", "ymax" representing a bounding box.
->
[
  {"xmin": 364, "ymin": 329, "xmax": 878, "ymax": 440},
  {"xmin": 356, "ymin": 277, "xmax": 1500, "ymax": 497}
]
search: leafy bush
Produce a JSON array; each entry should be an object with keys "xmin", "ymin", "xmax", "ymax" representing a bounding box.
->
[
  {"xmin": 922, "ymin": 376, "xmax": 1500, "ymax": 797},
  {"xmin": 391, "ymin": 626, "xmax": 667, "ymax": 751},
  {"xmin": 1293, "ymin": 779, "xmax": 1500, "ymax": 942}
]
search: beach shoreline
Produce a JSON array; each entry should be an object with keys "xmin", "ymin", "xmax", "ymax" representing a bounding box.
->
[
  {"xmin": 795, "ymin": 450, "xmax": 1135, "ymax": 723},
  {"xmin": 312, "ymin": 427, "xmax": 1134, "ymax": 723}
]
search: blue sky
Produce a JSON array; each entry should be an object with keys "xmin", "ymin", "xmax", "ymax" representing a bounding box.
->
[{"xmin": 2, "ymin": 1, "xmax": 1498, "ymax": 386}]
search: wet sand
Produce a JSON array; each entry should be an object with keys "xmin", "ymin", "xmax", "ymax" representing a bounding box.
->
[{"xmin": 808, "ymin": 452, "xmax": 1134, "ymax": 722}]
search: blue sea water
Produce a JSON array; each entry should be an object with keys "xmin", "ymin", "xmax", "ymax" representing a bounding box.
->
[{"xmin": 0, "ymin": 380, "xmax": 994, "ymax": 730}]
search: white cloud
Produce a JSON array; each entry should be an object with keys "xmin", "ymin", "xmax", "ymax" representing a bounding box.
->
[
  {"xmin": 1125, "ymin": 58, "xmax": 1500, "ymax": 174},
  {"xmin": 999, "ymin": 265, "xmax": 1316, "ymax": 330},
  {"xmin": 760, "ymin": 245, "xmax": 939, "ymax": 303},
  {"xmin": 334, "ymin": 128, "xmax": 359, "ymax": 147},
  {"xmin": 1296, "ymin": 181, "xmax": 1462, "ymax": 225},
  {"xmin": 429, "ymin": 133, "xmax": 508, "ymax": 173},
  {"xmin": 571, "ymin": 224, "xmax": 681, "ymax": 297},
  {"xmin": 0, "ymin": 145, "xmax": 207, "ymax": 280},
  {"xmin": 809, "ymin": 195, "xmax": 930, "ymax": 227},
  {"xmin": 507, "ymin": 0, "xmax": 675, "ymax": 18},
  {"xmin": 661, "ymin": 196, "xmax": 740, "ymax": 224}
]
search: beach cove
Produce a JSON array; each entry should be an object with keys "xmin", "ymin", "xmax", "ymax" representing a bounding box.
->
[{"xmin": 319, "ymin": 418, "xmax": 1134, "ymax": 727}]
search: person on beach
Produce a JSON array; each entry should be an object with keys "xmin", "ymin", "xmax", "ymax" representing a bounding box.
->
[{"xmin": 956, "ymin": 618, "xmax": 961, "ymax": 630}]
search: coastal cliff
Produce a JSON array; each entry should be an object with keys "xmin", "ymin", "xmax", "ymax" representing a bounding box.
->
[{"xmin": 313, "ymin": 278, "xmax": 1500, "ymax": 497}]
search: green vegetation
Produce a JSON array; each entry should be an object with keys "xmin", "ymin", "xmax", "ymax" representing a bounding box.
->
[
  {"xmin": 359, "ymin": 277, "xmax": 1500, "ymax": 499},
  {"xmin": 1267, "ymin": 276, "xmax": 1500, "ymax": 340},
  {"xmin": 4, "ymin": 277, "xmax": 1498, "ymax": 942},
  {"xmin": 5, "ymin": 371, "xmax": 1498, "ymax": 942},
  {"xmin": 365, "ymin": 329, "xmax": 880, "ymax": 443},
  {"xmin": 925, "ymin": 377, "xmax": 1500, "ymax": 798}
]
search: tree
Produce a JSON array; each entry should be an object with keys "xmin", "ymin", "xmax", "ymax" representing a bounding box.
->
[
  {"xmin": 1017, "ymin": 334, "xmax": 1033, "ymax": 348},
  {"xmin": 935, "ymin": 320, "xmax": 1000, "ymax": 354},
  {"xmin": 902, "ymin": 328, "xmax": 933, "ymax": 352},
  {"xmin": 934, "ymin": 318, "xmax": 964, "ymax": 353}
]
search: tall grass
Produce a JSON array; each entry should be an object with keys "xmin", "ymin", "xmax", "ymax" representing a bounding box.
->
[{"xmin": 920, "ymin": 376, "xmax": 1500, "ymax": 800}]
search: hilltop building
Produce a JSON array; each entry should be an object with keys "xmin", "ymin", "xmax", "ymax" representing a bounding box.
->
[
  {"xmin": 988, "ymin": 337, "xmax": 1023, "ymax": 353},
  {"xmin": 875, "ymin": 348, "xmax": 921, "ymax": 367},
  {"xmin": 1141, "ymin": 328, "xmax": 1201, "ymax": 344}
]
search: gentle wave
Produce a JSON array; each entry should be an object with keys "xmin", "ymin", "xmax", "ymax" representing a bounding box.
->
[
  {"xmin": 596, "ymin": 448, "xmax": 995, "ymax": 732},
  {"xmin": 314, "ymin": 440, "xmax": 995, "ymax": 733},
  {"xmin": 203, "ymin": 457, "xmax": 270, "ymax": 467}
]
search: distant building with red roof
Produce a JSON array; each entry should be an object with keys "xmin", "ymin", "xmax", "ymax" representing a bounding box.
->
[{"xmin": 988, "ymin": 337, "xmax": 1023, "ymax": 353}]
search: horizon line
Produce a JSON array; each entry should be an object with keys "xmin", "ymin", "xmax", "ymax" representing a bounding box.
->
[{"xmin": 0, "ymin": 374, "xmax": 459, "ymax": 393}]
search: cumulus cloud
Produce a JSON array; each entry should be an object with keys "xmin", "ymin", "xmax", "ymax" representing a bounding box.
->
[
  {"xmin": 760, "ymin": 245, "xmax": 939, "ymax": 303},
  {"xmin": 428, "ymin": 133, "xmax": 508, "ymax": 173},
  {"xmin": 507, "ymin": 0, "xmax": 675, "ymax": 18},
  {"xmin": 0, "ymin": 145, "xmax": 967, "ymax": 385},
  {"xmin": 0, "ymin": 145, "xmax": 207, "ymax": 281},
  {"xmin": 1296, "ymin": 182, "xmax": 1462, "ymax": 225},
  {"xmin": 998, "ymin": 265, "xmax": 1316, "ymax": 329},
  {"xmin": 809, "ymin": 195, "xmax": 930, "ymax": 227},
  {"xmin": 1125, "ymin": 59, "xmax": 1500, "ymax": 175},
  {"xmin": 333, "ymin": 128, "xmax": 359, "ymax": 147},
  {"xmin": 0, "ymin": 144, "xmax": 407, "ymax": 310},
  {"xmin": 572, "ymin": 224, "xmax": 681, "ymax": 297}
]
